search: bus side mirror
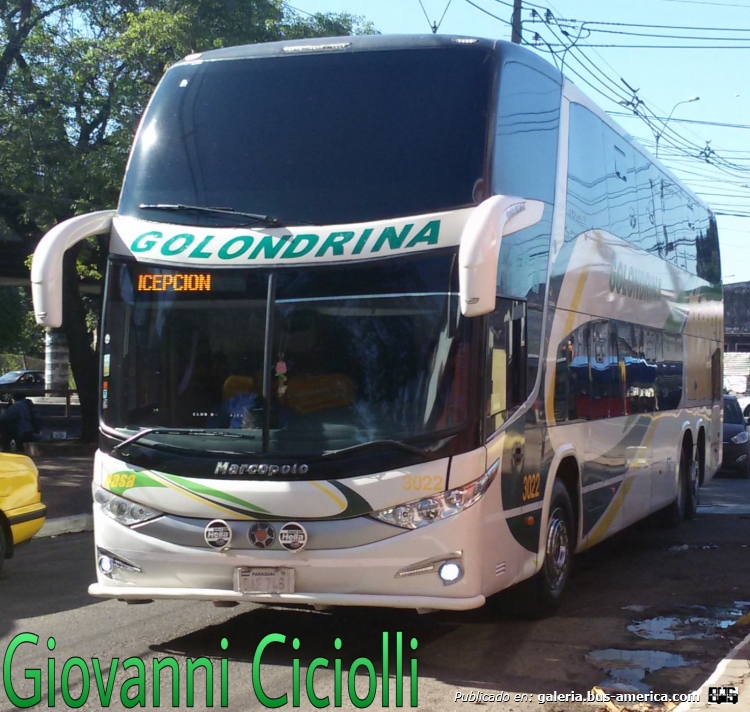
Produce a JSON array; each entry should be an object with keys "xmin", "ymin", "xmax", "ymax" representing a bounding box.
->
[
  {"xmin": 458, "ymin": 196, "xmax": 544, "ymax": 317},
  {"xmin": 31, "ymin": 210, "xmax": 116, "ymax": 327}
]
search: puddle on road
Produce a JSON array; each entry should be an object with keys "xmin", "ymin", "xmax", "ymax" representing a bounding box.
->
[
  {"xmin": 627, "ymin": 605, "xmax": 745, "ymax": 641},
  {"xmin": 586, "ymin": 603, "xmax": 749, "ymax": 691},
  {"xmin": 585, "ymin": 649, "xmax": 691, "ymax": 693}
]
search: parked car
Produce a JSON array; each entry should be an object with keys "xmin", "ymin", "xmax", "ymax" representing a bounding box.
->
[
  {"xmin": 0, "ymin": 452, "xmax": 46, "ymax": 572},
  {"xmin": 722, "ymin": 394, "xmax": 750, "ymax": 478},
  {"xmin": 0, "ymin": 370, "xmax": 45, "ymax": 403}
]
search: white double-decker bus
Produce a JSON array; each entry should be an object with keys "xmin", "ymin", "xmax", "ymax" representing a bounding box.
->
[{"xmin": 32, "ymin": 35, "xmax": 723, "ymax": 616}]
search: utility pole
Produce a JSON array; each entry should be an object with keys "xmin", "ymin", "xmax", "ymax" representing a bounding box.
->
[{"xmin": 511, "ymin": 0, "xmax": 522, "ymax": 43}]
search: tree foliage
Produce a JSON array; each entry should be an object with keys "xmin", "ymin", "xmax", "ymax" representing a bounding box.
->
[{"xmin": 0, "ymin": 0, "xmax": 376, "ymax": 440}]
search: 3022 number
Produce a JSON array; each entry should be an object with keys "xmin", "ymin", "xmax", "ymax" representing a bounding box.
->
[
  {"xmin": 403, "ymin": 475, "xmax": 444, "ymax": 492},
  {"xmin": 522, "ymin": 473, "xmax": 541, "ymax": 501}
]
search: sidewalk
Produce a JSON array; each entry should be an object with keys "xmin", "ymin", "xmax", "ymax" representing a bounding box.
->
[{"xmin": 29, "ymin": 441, "xmax": 95, "ymax": 537}]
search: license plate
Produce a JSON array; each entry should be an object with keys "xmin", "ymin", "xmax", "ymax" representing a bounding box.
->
[{"xmin": 235, "ymin": 567, "xmax": 295, "ymax": 594}]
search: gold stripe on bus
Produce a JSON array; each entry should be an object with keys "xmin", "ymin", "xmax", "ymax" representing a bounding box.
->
[
  {"xmin": 584, "ymin": 475, "xmax": 635, "ymax": 547},
  {"xmin": 310, "ymin": 480, "xmax": 347, "ymax": 510}
]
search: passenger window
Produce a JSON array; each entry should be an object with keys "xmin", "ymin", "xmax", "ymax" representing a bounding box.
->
[
  {"xmin": 615, "ymin": 321, "xmax": 657, "ymax": 414},
  {"xmin": 635, "ymin": 157, "xmax": 661, "ymax": 256},
  {"xmin": 657, "ymin": 332, "xmax": 683, "ymax": 410},
  {"xmin": 567, "ymin": 104, "xmax": 609, "ymax": 237},
  {"xmin": 588, "ymin": 320, "xmax": 625, "ymax": 418},
  {"xmin": 697, "ymin": 214, "xmax": 721, "ymax": 284},
  {"xmin": 493, "ymin": 61, "xmax": 561, "ymax": 204},
  {"xmin": 605, "ymin": 132, "xmax": 639, "ymax": 244},
  {"xmin": 553, "ymin": 321, "xmax": 590, "ymax": 424}
]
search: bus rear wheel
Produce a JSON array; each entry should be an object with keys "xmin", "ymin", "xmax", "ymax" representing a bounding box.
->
[
  {"xmin": 518, "ymin": 480, "xmax": 574, "ymax": 618},
  {"xmin": 684, "ymin": 444, "xmax": 699, "ymax": 520},
  {"xmin": 661, "ymin": 441, "xmax": 695, "ymax": 526}
]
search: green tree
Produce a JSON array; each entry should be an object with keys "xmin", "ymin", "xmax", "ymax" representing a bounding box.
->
[
  {"xmin": 0, "ymin": 0, "xmax": 376, "ymax": 441},
  {"xmin": 0, "ymin": 287, "xmax": 44, "ymax": 357}
]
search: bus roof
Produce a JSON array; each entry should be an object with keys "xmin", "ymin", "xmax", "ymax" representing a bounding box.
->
[{"xmin": 173, "ymin": 34, "xmax": 560, "ymax": 82}]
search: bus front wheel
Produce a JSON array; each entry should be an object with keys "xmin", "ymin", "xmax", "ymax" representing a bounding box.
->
[{"xmin": 518, "ymin": 480, "xmax": 574, "ymax": 618}]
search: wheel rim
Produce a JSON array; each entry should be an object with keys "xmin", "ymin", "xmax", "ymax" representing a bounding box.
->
[{"xmin": 545, "ymin": 507, "xmax": 570, "ymax": 592}]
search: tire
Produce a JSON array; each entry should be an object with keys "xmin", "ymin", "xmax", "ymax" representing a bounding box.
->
[
  {"xmin": 517, "ymin": 480, "xmax": 574, "ymax": 619},
  {"xmin": 661, "ymin": 442, "xmax": 693, "ymax": 526}
]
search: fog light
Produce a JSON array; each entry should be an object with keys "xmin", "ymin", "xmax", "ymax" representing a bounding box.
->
[
  {"xmin": 99, "ymin": 555, "xmax": 114, "ymax": 575},
  {"xmin": 439, "ymin": 562, "xmax": 462, "ymax": 583}
]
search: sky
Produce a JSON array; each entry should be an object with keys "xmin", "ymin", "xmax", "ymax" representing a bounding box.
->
[{"xmin": 288, "ymin": 0, "xmax": 750, "ymax": 283}]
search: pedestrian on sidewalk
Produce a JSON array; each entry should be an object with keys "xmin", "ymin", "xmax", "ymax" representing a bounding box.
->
[{"xmin": 0, "ymin": 392, "xmax": 41, "ymax": 452}]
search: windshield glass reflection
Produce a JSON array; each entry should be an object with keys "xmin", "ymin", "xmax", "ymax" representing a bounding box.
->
[{"xmin": 102, "ymin": 254, "xmax": 471, "ymax": 458}]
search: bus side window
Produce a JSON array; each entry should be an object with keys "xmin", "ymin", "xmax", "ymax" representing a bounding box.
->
[
  {"xmin": 486, "ymin": 298, "xmax": 526, "ymax": 433},
  {"xmin": 567, "ymin": 104, "xmax": 608, "ymax": 236},
  {"xmin": 658, "ymin": 332, "xmax": 683, "ymax": 410},
  {"xmin": 588, "ymin": 320, "xmax": 625, "ymax": 419},
  {"xmin": 553, "ymin": 321, "xmax": 590, "ymax": 424},
  {"xmin": 615, "ymin": 322, "xmax": 657, "ymax": 415}
]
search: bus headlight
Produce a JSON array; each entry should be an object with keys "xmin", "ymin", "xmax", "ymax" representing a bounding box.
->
[
  {"xmin": 731, "ymin": 431, "xmax": 748, "ymax": 444},
  {"xmin": 371, "ymin": 460, "xmax": 498, "ymax": 530},
  {"xmin": 94, "ymin": 486, "xmax": 162, "ymax": 526}
]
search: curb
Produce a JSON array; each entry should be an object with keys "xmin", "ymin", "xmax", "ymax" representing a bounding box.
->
[
  {"xmin": 697, "ymin": 504, "xmax": 750, "ymax": 515},
  {"xmin": 674, "ymin": 628, "xmax": 750, "ymax": 711},
  {"xmin": 34, "ymin": 514, "xmax": 93, "ymax": 538}
]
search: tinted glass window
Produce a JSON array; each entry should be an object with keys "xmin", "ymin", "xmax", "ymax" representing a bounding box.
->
[
  {"xmin": 553, "ymin": 320, "xmax": 590, "ymax": 423},
  {"xmin": 697, "ymin": 215, "xmax": 721, "ymax": 284},
  {"xmin": 119, "ymin": 48, "xmax": 495, "ymax": 226},
  {"xmin": 634, "ymin": 153, "xmax": 660, "ymax": 255},
  {"xmin": 493, "ymin": 60, "xmax": 561, "ymax": 204},
  {"xmin": 615, "ymin": 321, "xmax": 658, "ymax": 414},
  {"xmin": 605, "ymin": 130, "xmax": 639, "ymax": 244},
  {"xmin": 681, "ymin": 200, "xmax": 699, "ymax": 274},
  {"xmin": 724, "ymin": 398, "xmax": 744, "ymax": 425},
  {"xmin": 566, "ymin": 104, "xmax": 608, "ymax": 238},
  {"xmin": 658, "ymin": 332, "xmax": 683, "ymax": 410},
  {"xmin": 102, "ymin": 254, "xmax": 476, "ymax": 459}
]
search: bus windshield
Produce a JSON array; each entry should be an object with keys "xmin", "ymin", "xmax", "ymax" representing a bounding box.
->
[
  {"xmin": 117, "ymin": 47, "xmax": 494, "ymax": 226},
  {"xmin": 101, "ymin": 253, "xmax": 472, "ymax": 456}
]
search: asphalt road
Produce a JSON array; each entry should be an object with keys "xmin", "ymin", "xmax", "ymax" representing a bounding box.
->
[{"xmin": 2, "ymin": 475, "xmax": 750, "ymax": 711}]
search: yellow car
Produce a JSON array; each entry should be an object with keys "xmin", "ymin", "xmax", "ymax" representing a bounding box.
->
[{"xmin": 0, "ymin": 452, "xmax": 46, "ymax": 572}]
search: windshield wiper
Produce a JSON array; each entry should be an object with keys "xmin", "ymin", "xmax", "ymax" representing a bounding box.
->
[
  {"xmin": 138, "ymin": 203, "xmax": 282, "ymax": 227},
  {"xmin": 111, "ymin": 427, "xmax": 259, "ymax": 455},
  {"xmin": 321, "ymin": 437, "xmax": 455, "ymax": 460}
]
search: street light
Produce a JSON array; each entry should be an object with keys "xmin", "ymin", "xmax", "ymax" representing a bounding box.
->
[{"xmin": 656, "ymin": 96, "xmax": 700, "ymax": 157}]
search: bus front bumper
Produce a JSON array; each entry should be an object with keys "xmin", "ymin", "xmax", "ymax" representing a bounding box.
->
[
  {"xmin": 87, "ymin": 490, "xmax": 526, "ymax": 611},
  {"xmin": 88, "ymin": 583, "xmax": 485, "ymax": 611}
]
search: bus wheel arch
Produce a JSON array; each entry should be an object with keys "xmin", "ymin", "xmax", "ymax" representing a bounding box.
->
[
  {"xmin": 517, "ymin": 456, "xmax": 579, "ymax": 618},
  {"xmin": 554, "ymin": 456, "xmax": 580, "ymax": 545}
]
